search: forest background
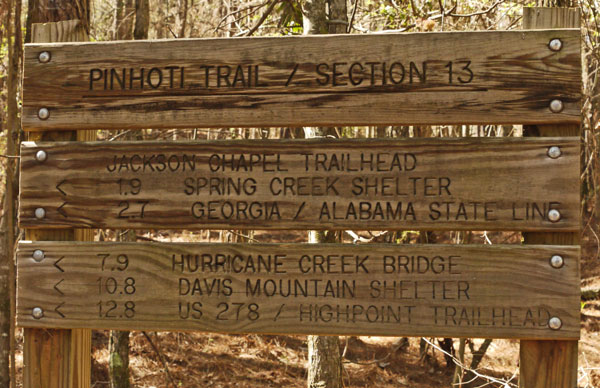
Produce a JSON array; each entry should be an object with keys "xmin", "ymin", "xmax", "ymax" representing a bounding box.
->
[{"xmin": 1, "ymin": 0, "xmax": 599, "ymax": 387}]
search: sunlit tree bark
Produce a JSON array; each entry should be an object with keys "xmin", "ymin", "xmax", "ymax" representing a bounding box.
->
[
  {"xmin": 303, "ymin": 1, "xmax": 348, "ymax": 388},
  {"xmin": 134, "ymin": 0, "xmax": 150, "ymax": 39}
]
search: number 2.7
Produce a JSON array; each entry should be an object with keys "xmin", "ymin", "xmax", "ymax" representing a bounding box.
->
[{"xmin": 117, "ymin": 200, "xmax": 149, "ymax": 219}]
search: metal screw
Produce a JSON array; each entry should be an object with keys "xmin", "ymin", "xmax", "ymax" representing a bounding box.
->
[
  {"xmin": 550, "ymin": 255, "xmax": 564, "ymax": 269},
  {"xmin": 38, "ymin": 51, "xmax": 51, "ymax": 63},
  {"xmin": 548, "ymin": 209, "xmax": 561, "ymax": 222},
  {"xmin": 32, "ymin": 307, "xmax": 44, "ymax": 319},
  {"xmin": 547, "ymin": 146, "xmax": 562, "ymax": 159},
  {"xmin": 547, "ymin": 209, "xmax": 562, "ymax": 223},
  {"xmin": 548, "ymin": 38, "xmax": 563, "ymax": 52},
  {"xmin": 548, "ymin": 316, "xmax": 562, "ymax": 330},
  {"xmin": 38, "ymin": 108, "xmax": 50, "ymax": 120},
  {"xmin": 549, "ymin": 99, "xmax": 564, "ymax": 113},
  {"xmin": 34, "ymin": 207, "xmax": 46, "ymax": 219},
  {"xmin": 35, "ymin": 150, "xmax": 47, "ymax": 162},
  {"xmin": 32, "ymin": 249, "xmax": 45, "ymax": 262}
]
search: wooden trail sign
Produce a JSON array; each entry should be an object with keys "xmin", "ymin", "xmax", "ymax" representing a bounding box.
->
[
  {"xmin": 19, "ymin": 138, "xmax": 579, "ymax": 231},
  {"xmin": 22, "ymin": 29, "xmax": 581, "ymax": 131},
  {"xmin": 16, "ymin": 241, "xmax": 580, "ymax": 339}
]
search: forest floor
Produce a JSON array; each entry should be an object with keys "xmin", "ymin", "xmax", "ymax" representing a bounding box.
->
[
  {"xmin": 12, "ymin": 215, "xmax": 600, "ymax": 388},
  {"xmin": 580, "ymin": 211, "xmax": 600, "ymax": 388}
]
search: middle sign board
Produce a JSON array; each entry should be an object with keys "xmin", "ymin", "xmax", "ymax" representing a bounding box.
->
[{"xmin": 19, "ymin": 138, "xmax": 578, "ymax": 231}]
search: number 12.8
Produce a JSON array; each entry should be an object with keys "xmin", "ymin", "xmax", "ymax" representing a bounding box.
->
[{"xmin": 97, "ymin": 301, "xmax": 135, "ymax": 318}]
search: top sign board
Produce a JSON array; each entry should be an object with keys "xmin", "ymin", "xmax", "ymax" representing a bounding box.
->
[{"xmin": 22, "ymin": 29, "xmax": 581, "ymax": 131}]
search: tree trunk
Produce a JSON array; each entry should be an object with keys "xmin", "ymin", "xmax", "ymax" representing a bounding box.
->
[
  {"xmin": 307, "ymin": 334, "xmax": 343, "ymax": 388},
  {"xmin": 114, "ymin": 0, "xmax": 123, "ymax": 39},
  {"xmin": 114, "ymin": 0, "xmax": 134, "ymax": 40},
  {"xmin": 155, "ymin": 0, "xmax": 169, "ymax": 39},
  {"xmin": 109, "ymin": 324, "xmax": 131, "ymax": 388},
  {"xmin": 0, "ymin": 213, "xmax": 9, "ymax": 388},
  {"xmin": 303, "ymin": 2, "xmax": 347, "ymax": 388},
  {"xmin": 133, "ymin": 0, "xmax": 149, "ymax": 40},
  {"xmin": 177, "ymin": 0, "xmax": 189, "ymax": 38},
  {"xmin": 327, "ymin": 0, "xmax": 347, "ymax": 34},
  {"xmin": 1, "ymin": 0, "xmax": 22, "ymax": 387},
  {"xmin": 306, "ymin": 232, "xmax": 342, "ymax": 388},
  {"xmin": 302, "ymin": 0, "xmax": 328, "ymax": 35},
  {"xmin": 452, "ymin": 338, "xmax": 466, "ymax": 385},
  {"xmin": 25, "ymin": 0, "xmax": 89, "ymax": 42}
]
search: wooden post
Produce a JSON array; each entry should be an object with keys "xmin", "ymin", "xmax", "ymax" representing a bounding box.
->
[
  {"xmin": 520, "ymin": 7, "xmax": 580, "ymax": 388},
  {"xmin": 23, "ymin": 20, "xmax": 93, "ymax": 388}
]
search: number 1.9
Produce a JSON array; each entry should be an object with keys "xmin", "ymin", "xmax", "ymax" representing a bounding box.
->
[{"xmin": 118, "ymin": 178, "xmax": 142, "ymax": 195}]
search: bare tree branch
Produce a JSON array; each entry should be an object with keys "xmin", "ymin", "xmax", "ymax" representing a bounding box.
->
[
  {"xmin": 215, "ymin": 0, "xmax": 269, "ymax": 32},
  {"xmin": 142, "ymin": 331, "xmax": 177, "ymax": 388},
  {"xmin": 246, "ymin": 0, "xmax": 280, "ymax": 36},
  {"xmin": 448, "ymin": 0, "xmax": 504, "ymax": 18},
  {"xmin": 347, "ymin": 0, "xmax": 359, "ymax": 32}
]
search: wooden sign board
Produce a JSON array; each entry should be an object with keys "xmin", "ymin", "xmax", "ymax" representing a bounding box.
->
[
  {"xmin": 16, "ymin": 241, "xmax": 579, "ymax": 339},
  {"xmin": 22, "ymin": 29, "xmax": 580, "ymax": 131},
  {"xmin": 19, "ymin": 138, "xmax": 579, "ymax": 231}
]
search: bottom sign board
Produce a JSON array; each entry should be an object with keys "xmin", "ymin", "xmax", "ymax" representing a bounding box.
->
[{"xmin": 16, "ymin": 242, "xmax": 579, "ymax": 339}]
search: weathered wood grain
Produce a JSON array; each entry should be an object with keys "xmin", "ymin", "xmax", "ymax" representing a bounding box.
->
[
  {"xmin": 22, "ymin": 29, "xmax": 581, "ymax": 130},
  {"xmin": 23, "ymin": 20, "xmax": 93, "ymax": 388},
  {"xmin": 520, "ymin": 8, "xmax": 580, "ymax": 388},
  {"xmin": 16, "ymin": 241, "xmax": 580, "ymax": 339},
  {"xmin": 18, "ymin": 138, "xmax": 579, "ymax": 231}
]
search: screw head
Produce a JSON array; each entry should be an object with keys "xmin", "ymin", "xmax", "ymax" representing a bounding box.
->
[
  {"xmin": 548, "ymin": 38, "xmax": 563, "ymax": 52},
  {"xmin": 38, "ymin": 51, "xmax": 51, "ymax": 63},
  {"xmin": 548, "ymin": 209, "xmax": 561, "ymax": 222},
  {"xmin": 38, "ymin": 108, "xmax": 50, "ymax": 120},
  {"xmin": 34, "ymin": 208, "xmax": 46, "ymax": 219},
  {"xmin": 35, "ymin": 150, "xmax": 47, "ymax": 162},
  {"xmin": 32, "ymin": 249, "xmax": 45, "ymax": 262},
  {"xmin": 32, "ymin": 307, "xmax": 44, "ymax": 319},
  {"xmin": 547, "ymin": 146, "xmax": 562, "ymax": 159},
  {"xmin": 550, "ymin": 255, "xmax": 564, "ymax": 269},
  {"xmin": 548, "ymin": 316, "xmax": 562, "ymax": 330},
  {"xmin": 549, "ymin": 99, "xmax": 564, "ymax": 113}
]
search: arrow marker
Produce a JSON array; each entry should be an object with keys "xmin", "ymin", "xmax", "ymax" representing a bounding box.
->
[
  {"xmin": 55, "ymin": 302, "xmax": 65, "ymax": 318},
  {"xmin": 54, "ymin": 256, "xmax": 65, "ymax": 272},
  {"xmin": 57, "ymin": 202, "xmax": 68, "ymax": 218},
  {"xmin": 53, "ymin": 279, "xmax": 64, "ymax": 296},
  {"xmin": 56, "ymin": 180, "xmax": 67, "ymax": 196}
]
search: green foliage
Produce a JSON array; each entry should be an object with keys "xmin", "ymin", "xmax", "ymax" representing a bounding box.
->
[{"xmin": 275, "ymin": 0, "xmax": 304, "ymax": 35}]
